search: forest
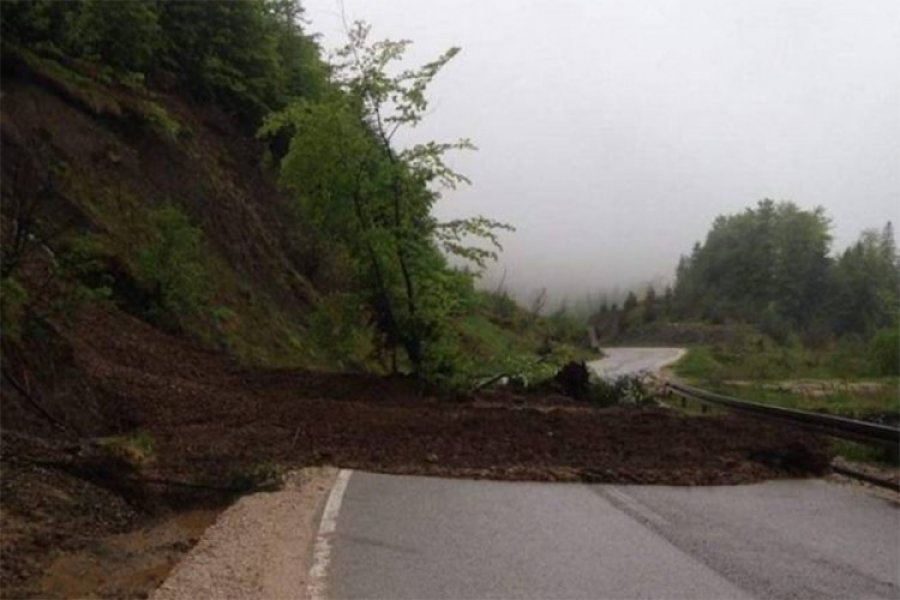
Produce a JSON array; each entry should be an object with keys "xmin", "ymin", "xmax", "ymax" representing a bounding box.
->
[
  {"xmin": 594, "ymin": 200, "xmax": 898, "ymax": 377},
  {"xmin": 672, "ymin": 201, "xmax": 897, "ymax": 343}
]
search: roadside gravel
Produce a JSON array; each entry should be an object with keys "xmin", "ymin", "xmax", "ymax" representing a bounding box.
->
[{"xmin": 151, "ymin": 467, "xmax": 337, "ymax": 600}]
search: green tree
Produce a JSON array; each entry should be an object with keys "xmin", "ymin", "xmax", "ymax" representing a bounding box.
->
[
  {"xmin": 673, "ymin": 200, "xmax": 832, "ymax": 329},
  {"xmin": 831, "ymin": 224, "xmax": 899, "ymax": 337},
  {"xmin": 135, "ymin": 205, "xmax": 213, "ymax": 332},
  {"xmin": 68, "ymin": 0, "xmax": 162, "ymax": 74},
  {"xmin": 770, "ymin": 204, "xmax": 831, "ymax": 328},
  {"xmin": 643, "ymin": 286, "xmax": 657, "ymax": 323},
  {"xmin": 158, "ymin": 1, "xmax": 284, "ymax": 121},
  {"xmin": 623, "ymin": 291, "xmax": 638, "ymax": 313},
  {"xmin": 262, "ymin": 22, "xmax": 511, "ymax": 377},
  {"xmin": 662, "ymin": 285, "xmax": 673, "ymax": 318},
  {"xmin": 2, "ymin": 0, "xmax": 330, "ymax": 128}
]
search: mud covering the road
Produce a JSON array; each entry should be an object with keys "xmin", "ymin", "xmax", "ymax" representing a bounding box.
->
[
  {"xmin": 53, "ymin": 308, "xmax": 832, "ymax": 488},
  {"xmin": 2, "ymin": 308, "xmax": 833, "ymax": 598}
]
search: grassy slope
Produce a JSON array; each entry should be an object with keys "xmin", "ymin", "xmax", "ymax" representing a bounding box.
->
[
  {"xmin": 673, "ymin": 345, "xmax": 899, "ymax": 464},
  {"xmin": 674, "ymin": 346, "xmax": 898, "ymax": 417},
  {"xmin": 453, "ymin": 292, "xmax": 597, "ymax": 383}
]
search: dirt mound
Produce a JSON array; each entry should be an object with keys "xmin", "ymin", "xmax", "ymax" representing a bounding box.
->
[
  {"xmin": 60, "ymin": 308, "xmax": 829, "ymax": 485},
  {"xmin": 1, "ymin": 306, "xmax": 832, "ymax": 598}
]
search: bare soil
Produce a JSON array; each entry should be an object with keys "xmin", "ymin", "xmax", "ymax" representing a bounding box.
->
[{"xmin": 38, "ymin": 509, "xmax": 218, "ymax": 599}]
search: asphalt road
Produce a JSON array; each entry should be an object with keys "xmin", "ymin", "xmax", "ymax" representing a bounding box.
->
[
  {"xmin": 328, "ymin": 475, "xmax": 899, "ymax": 599},
  {"xmin": 588, "ymin": 346, "xmax": 685, "ymax": 379},
  {"xmin": 319, "ymin": 347, "xmax": 900, "ymax": 599}
]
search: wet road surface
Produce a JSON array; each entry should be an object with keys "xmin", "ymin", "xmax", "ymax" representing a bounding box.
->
[
  {"xmin": 588, "ymin": 347, "xmax": 685, "ymax": 379},
  {"xmin": 327, "ymin": 474, "xmax": 899, "ymax": 599}
]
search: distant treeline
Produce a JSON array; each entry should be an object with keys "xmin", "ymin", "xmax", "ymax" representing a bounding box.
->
[
  {"xmin": 596, "ymin": 200, "xmax": 898, "ymax": 349},
  {"xmin": 671, "ymin": 200, "xmax": 897, "ymax": 342}
]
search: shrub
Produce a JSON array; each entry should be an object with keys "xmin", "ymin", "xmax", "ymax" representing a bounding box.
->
[
  {"xmin": 134, "ymin": 205, "xmax": 212, "ymax": 332},
  {"xmin": 869, "ymin": 328, "xmax": 900, "ymax": 376},
  {"xmin": 586, "ymin": 375, "xmax": 650, "ymax": 407},
  {"xmin": 307, "ymin": 293, "xmax": 375, "ymax": 370}
]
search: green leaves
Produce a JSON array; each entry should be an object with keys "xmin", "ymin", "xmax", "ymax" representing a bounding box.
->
[
  {"xmin": 3, "ymin": 0, "xmax": 331, "ymax": 128},
  {"xmin": 435, "ymin": 217, "xmax": 515, "ymax": 270},
  {"xmin": 263, "ymin": 20, "xmax": 513, "ymax": 380},
  {"xmin": 673, "ymin": 200, "xmax": 899, "ymax": 347},
  {"xmin": 134, "ymin": 205, "xmax": 213, "ymax": 332}
]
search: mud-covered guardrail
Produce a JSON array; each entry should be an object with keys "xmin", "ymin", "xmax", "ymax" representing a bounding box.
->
[{"xmin": 661, "ymin": 380, "xmax": 900, "ymax": 448}]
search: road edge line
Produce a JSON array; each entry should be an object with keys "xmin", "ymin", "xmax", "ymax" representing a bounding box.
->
[{"xmin": 308, "ymin": 468, "xmax": 352, "ymax": 600}]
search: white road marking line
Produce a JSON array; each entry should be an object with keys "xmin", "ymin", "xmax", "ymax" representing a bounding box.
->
[
  {"xmin": 308, "ymin": 469, "xmax": 352, "ymax": 600},
  {"xmin": 607, "ymin": 487, "xmax": 669, "ymax": 528}
]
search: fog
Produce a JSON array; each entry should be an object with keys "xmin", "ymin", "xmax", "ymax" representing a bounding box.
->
[{"xmin": 303, "ymin": 0, "xmax": 900, "ymax": 305}]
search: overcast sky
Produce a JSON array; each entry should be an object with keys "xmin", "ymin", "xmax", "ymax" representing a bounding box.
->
[{"xmin": 302, "ymin": 0, "xmax": 900, "ymax": 304}]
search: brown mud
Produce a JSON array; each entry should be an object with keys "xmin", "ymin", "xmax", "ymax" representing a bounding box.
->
[{"xmin": 2, "ymin": 306, "xmax": 833, "ymax": 598}]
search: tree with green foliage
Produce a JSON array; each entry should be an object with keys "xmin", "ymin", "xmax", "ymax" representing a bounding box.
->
[
  {"xmin": 831, "ymin": 223, "xmax": 899, "ymax": 337},
  {"xmin": 673, "ymin": 200, "xmax": 832, "ymax": 328},
  {"xmin": 69, "ymin": 0, "xmax": 162, "ymax": 74},
  {"xmin": 868, "ymin": 327, "xmax": 900, "ymax": 376},
  {"xmin": 134, "ymin": 205, "xmax": 213, "ymax": 333},
  {"xmin": 672, "ymin": 201, "xmax": 898, "ymax": 347},
  {"xmin": 1, "ymin": 0, "xmax": 329, "ymax": 128},
  {"xmin": 662, "ymin": 285, "xmax": 673, "ymax": 318},
  {"xmin": 261, "ymin": 22, "xmax": 511, "ymax": 378},
  {"xmin": 643, "ymin": 286, "xmax": 657, "ymax": 323},
  {"xmin": 623, "ymin": 291, "xmax": 638, "ymax": 313}
]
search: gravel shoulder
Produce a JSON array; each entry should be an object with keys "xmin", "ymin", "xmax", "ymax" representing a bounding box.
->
[{"xmin": 151, "ymin": 468, "xmax": 337, "ymax": 600}]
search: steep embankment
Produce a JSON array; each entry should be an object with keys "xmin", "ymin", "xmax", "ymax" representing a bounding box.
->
[
  {"xmin": 0, "ymin": 49, "xmax": 336, "ymax": 597},
  {"xmin": 2, "ymin": 48, "xmax": 338, "ymax": 368}
]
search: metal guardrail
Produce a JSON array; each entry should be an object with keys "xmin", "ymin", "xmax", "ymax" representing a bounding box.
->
[
  {"xmin": 662, "ymin": 380, "xmax": 900, "ymax": 447},
  {"xmin": 830, "ymin": 463, "xmax": 900, "ymax": 492}
]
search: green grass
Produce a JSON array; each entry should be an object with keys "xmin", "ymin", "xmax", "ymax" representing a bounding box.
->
[
  {"xmin": 672, "ymin": 346, "xmax": 722, "ymax": 379},
  {"xmin": 673, "ymin": 344, "xmax": 899, "ymax": 466},
  {"xmin": 96, "ymin": 431, "xmax": 155, "ymax": 467},
  {"xmin": 451, "ymin": 294, "xmax": 598, "ymax": 385},
  {"xmin": 673, "ymin": 342, "xmax": 885, "ymax": 382},
  {"xmin": 674, "ymin": 345, "xmax": 898, "ymax": 419},
  {"xmin": 706, "ymin": 381, "xmax": 898, "ymax": 421},
  {"xmin": 832, "ymin": 440, "xmax": 898, "ymax": 466}
]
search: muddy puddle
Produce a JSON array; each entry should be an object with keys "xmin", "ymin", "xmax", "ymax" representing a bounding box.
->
[{"xmin": 37, "ymin": 509, "xmax": 220, "ymax": 599}]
